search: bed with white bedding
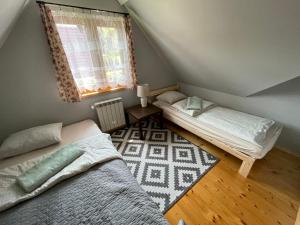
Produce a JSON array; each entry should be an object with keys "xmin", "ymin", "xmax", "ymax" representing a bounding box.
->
[
  {"xmin": 150, "ymin": 85, "xmax": 282, "ymax": 177},
  {"xmin": 0, "ymin": 120, "xmax": 168, "ymax": 225}
]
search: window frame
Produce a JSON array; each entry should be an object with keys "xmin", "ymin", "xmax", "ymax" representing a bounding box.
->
[{"xmin": 53, "ymin": 12, "xmax": 134, "ymax": 97}]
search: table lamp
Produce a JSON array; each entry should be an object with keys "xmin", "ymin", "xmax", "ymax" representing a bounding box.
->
[{"xmin": 137, "ymin": 84, "xmax": 150, "ymax": 107}]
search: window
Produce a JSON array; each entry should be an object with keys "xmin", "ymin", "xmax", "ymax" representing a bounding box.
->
[{"xmin": 51, "ymin": 7, "xmax": 136, "ymax": 96}]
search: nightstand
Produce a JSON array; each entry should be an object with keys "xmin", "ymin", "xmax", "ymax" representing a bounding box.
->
[{"xmin": 125, "ymin": 104, "xmax": 163, "ymax": 140}]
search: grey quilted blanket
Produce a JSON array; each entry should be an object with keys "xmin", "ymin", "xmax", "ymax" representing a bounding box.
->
[{"xmin": 0, "ymin": 159, "xmax": 168, "ymax": 225}]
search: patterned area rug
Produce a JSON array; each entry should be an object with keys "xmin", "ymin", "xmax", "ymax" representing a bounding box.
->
[{"xmin": 111, "ymin": 120, "xmax": 219, "ymax": 213}]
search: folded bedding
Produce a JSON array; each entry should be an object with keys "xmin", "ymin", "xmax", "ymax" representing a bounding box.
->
[
  {"xmin": 172, "ymin": 98, "xmax": 216, "ymax": 117},
  {"xmin": 186, "ymin": 96, "xmax": 202, "ymax": 110},
  {"xmin": 0, "ymin": 120, "xmax": 167, "ymax": 224},
  {"xmin": 173, "ymin": 99, "xmax": 201, "ymax": 117},
  {"xmin": 0, "ymin": 133, "xmax": 122, "ymax": 212},
  {"xmin": 0, "ymin": 159, "xmax": 168, "ymax": 225},
  {"xmin": 17, "ymin": 144, "xmax": 84, "ymax": 193}
]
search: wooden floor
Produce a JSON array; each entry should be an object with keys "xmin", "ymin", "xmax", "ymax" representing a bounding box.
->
[{"xmin": 164, "ymin": 122, "xmax": 300, "ymax": 225}]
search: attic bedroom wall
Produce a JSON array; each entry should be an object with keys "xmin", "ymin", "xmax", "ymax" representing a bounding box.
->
[
  {"xmin": 126, "ymin": 0, "xmax": 300, "ymax": 97},
  {"xmin": 181, "ymin": 81, "xmax": 300, "ymax": 154},
  {"xmin": 0, "ymin": 0, "xmax": 177, "ymax": 143}
]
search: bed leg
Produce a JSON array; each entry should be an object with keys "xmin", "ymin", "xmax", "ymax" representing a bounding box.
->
[{"xmin": 238, "ymin": 158, "xmax": 255, "ymax": 178}]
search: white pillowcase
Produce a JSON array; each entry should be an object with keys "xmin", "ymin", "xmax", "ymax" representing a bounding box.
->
[
  {"xmin": 0, "ymin": 123, "xmax": 62, "ymax": 159},
  {"xmin": 156, "ymin": 91, "xmax": 186, "ymax": 104}
]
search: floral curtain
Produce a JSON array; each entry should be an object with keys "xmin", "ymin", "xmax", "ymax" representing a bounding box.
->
[
  {"xmin": 124, "ymin": 15, "xmax": 137, "ymax": 86},
  {"xmin": 46, "ymin": 5, "xmax": 137, "ymax": 96},
  {"xmin": 38, "ymin": 3, "xmax": 81, "ymax": 103}
]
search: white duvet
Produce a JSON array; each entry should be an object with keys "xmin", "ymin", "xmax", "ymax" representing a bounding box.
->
[
  {"xmin": 170, "ymin": 99, "xmax": 276, "ymax": 146},
  {"xmin": 0, "ymin": 133, "xmax": 122, "ymax": 212},
  {"xmin": 195, "ymin": 107, "xmax": 275, "ymax": 146}
]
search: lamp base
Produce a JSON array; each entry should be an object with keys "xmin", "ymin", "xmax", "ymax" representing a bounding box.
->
[{"xmin": 140, "ymin": 97, "xmax": 148, "ymax": 108}]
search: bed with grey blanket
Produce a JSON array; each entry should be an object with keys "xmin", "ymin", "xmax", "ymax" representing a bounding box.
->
[{"xmin": 0, "ymin": 159, "xmax": 168, "ymax": 225}]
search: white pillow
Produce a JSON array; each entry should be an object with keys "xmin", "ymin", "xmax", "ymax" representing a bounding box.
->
[
  {"xmin": 0, "ymin": 123, "xmax": 62, "ymax": 159},
  {"xmin": 156, "ymin": 91, "xmax": 186, "ymax": 104}
]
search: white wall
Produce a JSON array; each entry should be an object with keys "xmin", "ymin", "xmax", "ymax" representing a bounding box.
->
[
  {"xmin": 126, "ymin": 0, "xmax": 300, "ymax": 96},
  {"xmin": 0, "ymin": 0, "xmax": 30, "ymax": 48},
  {"xmin": 0, "ymin": 0, "xmax": 178, "ymax": 142},
  {"xmin": 180, "ymin": 80, "xmax": 300, "ymax": 153}
]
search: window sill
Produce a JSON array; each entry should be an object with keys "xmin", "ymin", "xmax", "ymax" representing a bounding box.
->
[{"xmin": 81, "ymin": 87, "xmax": 126, "ymax": 99}]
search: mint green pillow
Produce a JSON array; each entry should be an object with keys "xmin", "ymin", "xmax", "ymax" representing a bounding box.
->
[
  {"xmin": 186, "ymin": 96, "xmax": 202, "ymax": 110},
  {"xmin": 17, "ymin": 144, "xmax": 84, "ymax": 193}
]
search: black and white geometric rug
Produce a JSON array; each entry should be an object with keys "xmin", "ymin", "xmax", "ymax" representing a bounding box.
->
[{"xmin": 111, "ymin": 120, "xmax": 219, "ymax": 213}]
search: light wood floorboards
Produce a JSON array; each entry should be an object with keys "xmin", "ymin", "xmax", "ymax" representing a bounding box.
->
[{"xmin": 164, "ymin": 122, "xmax": 300, "ymax": 225}]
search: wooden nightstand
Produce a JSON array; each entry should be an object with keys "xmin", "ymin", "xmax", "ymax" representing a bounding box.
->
[{"xmin": 125, "ymin": 104, "xmax": 163, "ymax": 140}]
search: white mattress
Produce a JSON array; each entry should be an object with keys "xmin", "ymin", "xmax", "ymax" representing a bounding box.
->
[
  {"xmin": 153, "ymin": 101, "xmax": 282, "ymax": 159},
  {"xmin": 0, "ymin": 119, "xmax": 102, "ymax": 169}
]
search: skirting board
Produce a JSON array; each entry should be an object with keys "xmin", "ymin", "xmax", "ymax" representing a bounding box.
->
[{"xmin": 276, "ymin": 145, "xmax": 300, "ymax": 158}]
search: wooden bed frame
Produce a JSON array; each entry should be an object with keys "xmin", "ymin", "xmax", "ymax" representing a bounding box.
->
[{"xmin": 150, "ymin": 84, "xmax": 256, "ymax": 178}]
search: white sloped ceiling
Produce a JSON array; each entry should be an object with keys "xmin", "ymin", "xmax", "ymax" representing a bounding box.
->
[
  {"xmin": 0, "ymin": 0, "xmax": 29, "ymax": 49},
  {"xmin": 124, "ymin": 0, "xmax": 300, "ymax": 96}
]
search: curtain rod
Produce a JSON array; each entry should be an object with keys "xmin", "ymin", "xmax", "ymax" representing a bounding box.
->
[{"xmin": 36, "ymin": 1, "xmax": 129, "ymax": 16}]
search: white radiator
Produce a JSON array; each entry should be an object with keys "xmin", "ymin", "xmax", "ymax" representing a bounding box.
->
[{"xmin": 92, "ymin": 97, "xmax": 126, "ymax": 132}]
